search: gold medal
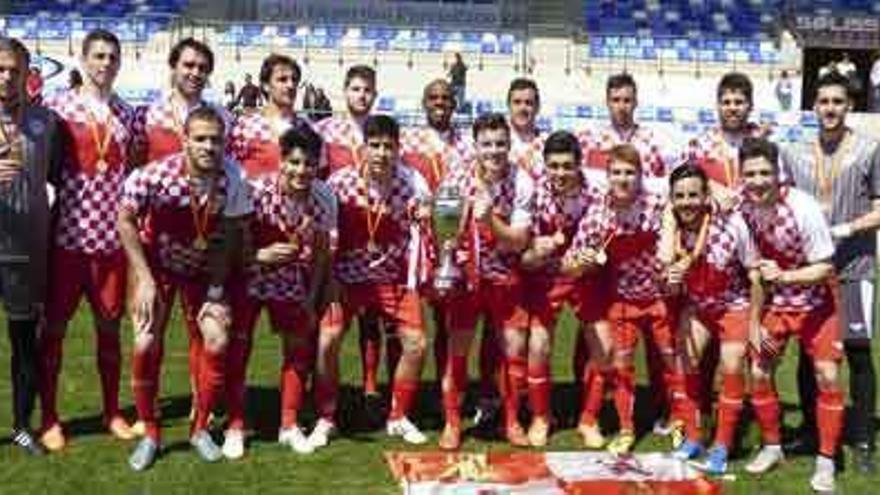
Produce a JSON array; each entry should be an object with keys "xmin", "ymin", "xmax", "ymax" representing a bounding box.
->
[
  {"xmin": 552, "ymin": 230, "xmax": 566, "ymax": 246},
  {"xmin": 367, "ymin": 240, "xmax": 379, "ymax": 253},
  {"xmin": 193, "ymin": 236, "xmax": 208, "ymax": 250},
  {"xmin": 595, "ymin": 249, "xmax": 607, "ymax": 265},
  {"xmin": 96, "ymin": 158, "xmax": 108, "ymax": 173}
]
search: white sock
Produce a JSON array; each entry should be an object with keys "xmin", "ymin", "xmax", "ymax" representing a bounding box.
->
[{"xmin": 816, "ymin": 455, "xmax": 835, "ymax": 473}]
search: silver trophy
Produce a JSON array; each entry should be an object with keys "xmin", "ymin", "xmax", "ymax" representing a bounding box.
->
[{"xmin": 432, "ymin": 183, "xmax": 464, "ymax": 293}]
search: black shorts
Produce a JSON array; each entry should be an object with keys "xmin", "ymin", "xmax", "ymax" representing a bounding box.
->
[
  {"xmin": 0, "ymin": 263, "xmax": 36, "ymax": 319},
  {"xmin": 839, "ymin": 280, "xmax": 873, "ymax": 343}
]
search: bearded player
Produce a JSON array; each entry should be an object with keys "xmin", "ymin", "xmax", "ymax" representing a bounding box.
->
[
  {"xmin": 737, "ymin": 137, "xmax": 844, "ymax": 493},
  {"xmin": 37, "ymin": 29, "xmax": 136, "ymax": 451},
  {"xmin": 520, "ymin": 130, "xmax": 610, "ymax": 448},
  {"xmin": 226, "ymin": 124, "xmax": 335, "ymax": 458},
  {"xmin": 658, "ymin": 163, "xmax": 758, "ymax": 474},
  {"xmin": 782, "ymin": 71, "xmax": 880, "ymax": 473},
  {"xmin": 309, "ymin": 115, "xmax": 431, "ymax": 449},
  {"xmin": 118, "ymin": 107, "xmax": 251, "ymax": 470},
  {"xmin": 437, "ymin": 113, "xmax": 534, "ymax": 449}
]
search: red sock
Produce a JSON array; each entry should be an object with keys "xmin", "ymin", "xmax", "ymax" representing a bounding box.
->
[
  {"xmin": 613, "ymin": 366, "xmax": 636, "ymax": 432},
  {"xmin": 504, "ymin": 356, "xmax": 527, "ymax": 426},
  {"xmin": 386, "ymin": 336, "xmax": 402, "ymax": 387},
  {"xmin": 314, "ymin": 374, "xmax": 338, "ymax": 421},
  {"xmin": 817, "ymin": 385, "xmax": 844, "ymax": 458},
  {"xmin": 185, "ymin": 317, "xmax": 204, "ymax": 411},
  {"xmin": 96, "ymin": 331, "xmax": 122, "ymax": 423},
  {"xmin": 579, "ymin": 364, "xmax": 606, "ymax": 426},
  {"xmin": 389, "ymin": 378, "xmax": 419, "ymax": 420},
  {"xmin": 527, "ymin": 361, "xmax": 551, "ymax": 419},
  {"xmin": 442, "ymin": 355, "xmax": 467, "ymax": 427},
  {"xmin": 279, "ymin": 346, "xmax": 308, "ymax": 429},
  {"xmin": 193, "ymin": 348, "xmax": 225, "ymax": 433},
  {"xmin": 132, "ymin": 347, "xmax": 161, "ymax": 442},
  {"xmin": 38, "ymin": 331, "xmax": 65, "ymax": 429},
  {"xmin": 682, "ymin": 372, "xmax": 703, "ymax": 441},
  {"xmin": 479, "ymin": 326, "xmax": 498, "ymax": 398},
  {"xmin": 359, "ymin": 324, "xmax": 381, "ymax": 395},
  {"xmin": 713, "ymin": 373, "xmax": 745, "ymax": 449},
  {"xmin": 225, "ymin": 334, "xmax": 252, "ymax": 431},
  {"xmin": 433, "ymin": 312, "xmax": 448, "ymax": 384},
  {"xmin": 751, "ymin": 378, "xmax": 781, "ymax": 445}
]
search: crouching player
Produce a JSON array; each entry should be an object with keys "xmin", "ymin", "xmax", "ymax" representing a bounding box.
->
[
  {"xmin": 738, "ymin": 137, "xmax": 844, "ymax": 493},
  {"xmin": 437, "ymin": 113, "xmax": 534, "ymax": 449},
  {"xmin": 659, "ymin": 163, "xmax": 758, "ymax": 473},
  {"xmin": 118, "ymin": 107, "xmax": 252, "ymax": 470},
  {"xmin": 520, "ymin": 130, "xmax": 610, "ymax": 447},
  {"xmin": 309, "ymin": 115, "xmax": 432, "ymax": 449},
  {"xmin": 225, "ymin": 123, "xmax": 336, "ymax": 458},
  {"xmin": 563, "ymin": 144, "xmax": 676, "ymax": 455}
]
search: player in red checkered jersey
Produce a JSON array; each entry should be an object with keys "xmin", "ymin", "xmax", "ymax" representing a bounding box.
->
[
  {"xmin": 507, "ymin": 78, "xmax": 546, "ymax": 182},
  {"xmin": 37, "ymin": 29, "xmax": 136, "ymax": 452},
  {"xmin": 519, "ymin": 130, "xmax": 610, "ymax": 448},
  {"xmin": 400, "ymin": 79, "xmax": 473, "ymax": 389},
  {"xmin": 225, "ymin": 124, "xmax": 335, "ymax": 458},
  {"xmin": 229, "ymin": 53, "xmax": 309, "ymax": 179},
  {"xmin": 118, "ymin": 107, "xmax": 252, "ymax": 471},
  {"xmin": 437, "ymin": 113, "xmax": 534, "ymax": 449},
  {"xmin": 312, "ymin": 65, "xmax": 390, "ymax": 412},
  {"xmin": 736, "ymin": 138, "xmax": 844, "ymax": 493},
  {"xmin": 657, "ymin": 163, "xmax": 758, "ymax": 474},
  {"xmin": 562, "ymin": 143, "xmax": 676, "ymax": 455},
  {"xmin": 308, "ymin": 115, "xmax": 432, "ymax": 449},
  {"xmin": 130, "ymin": 38, "xmax": 230, "ymax": 167}
]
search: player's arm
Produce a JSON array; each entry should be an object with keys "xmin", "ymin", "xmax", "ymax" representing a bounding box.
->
[
  {"xmin": 747, "ymin": 266, "xmax": 765, "ymax": 351},
  {"xmin": 776, "ymin": 259, "xmax": 834, "ymax": 286}
]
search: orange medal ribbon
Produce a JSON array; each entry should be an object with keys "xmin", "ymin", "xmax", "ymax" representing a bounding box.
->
[
  {"xmin": 84, "ymin": 106, "xmax": 114, "ymax": 173},
  {"xmin": 189, "ymin": 178, "xmax": 216, "ymax": 251}
]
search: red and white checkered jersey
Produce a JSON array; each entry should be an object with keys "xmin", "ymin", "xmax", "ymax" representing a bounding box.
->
[
  {"xmin": 579, "ymin": 123, "xmax": 673, "ymax": 179},
  {"xmin": 400, "ymin": 125, "xmax": 474, "ymax": 191},
  {"xmin": 327, "ymin": 163, "xmax": 431, "ymax": 286},
  {"xmin": 441, "ymin": 162, "xmax": 534, "ymax": 285},
  {"xmin": 739, "ymin": 187, "xmax": 835, "ymax": 311},
  {"xmin": 313, "ymin": 115, "xmax": 365, "ymax": 177},
  {"xmin": 509, "ymin": 128, "xmax": 546, "ymax": 181},
  {"xmin": 246, "ymin": 176, "xmax": 338, "ymax": 302},
  {"xmin": 570, "ymin": 191, "xmax": 665, "ymax": 302},
  {"xmin": 229, "ymin": 112, "xmax": 316, "ymax": 179},
  {"xmin": 682, "ymin": 123, "xmax": 768, "ymax": 188},
  {"xmin": 120, "ymin": 153, "xmax": 252, "ymax": 277},
  {"xmin": 132, "ymin": 94, "xmax": 231, "ymax": 165},
  {"xmin": 530, "ymin": 173, "xmax": 603, "ymax": 278},
  {"xmin": 44, "ymin": 89, "xmax": 135, "ymax": 255},
  {"xmin": 681, "ymin": 210, "xmax": 756, "ymax": 314}
]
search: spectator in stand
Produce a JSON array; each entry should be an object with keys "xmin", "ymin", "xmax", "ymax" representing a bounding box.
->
[
  {"xmin": 236, "ymin": 73, "xmax": 262, "ymax": 112},
  {"xmin": 448, "ymin": 52, "xmax": 467, "ymax": 113},
  {"xmin": 775, "ymin": 70, "xmax": 793, "ymax": 111},
  {"xmin": 68, "ymin": 69, "xmax": 83, "ymax": 91},
  {"xmin": 223, "ymin": 81, "xmax": 236, "ymax": 112}
]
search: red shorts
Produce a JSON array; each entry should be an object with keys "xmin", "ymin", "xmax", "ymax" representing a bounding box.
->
[
  {"xmin": 608, "ymin": 298, "xmax": 674, "ymax": 356},
  {"xmin": 695, "ymin": 308, "xmax": 749, "ymax": 343},
  {"xmin": 446, "ymin": 282, "xmax": 528, "ymax": 334},
  {"xmin": 525, "ymin": 276, "xmax": 609, "ymax": 331},
  {"xmin": 46, "ymin": 248, "xmax": 126, "ymax": 323},
  {"xmin": 760, "ymin": 304, "xmax": 843, "ymax": 362},
  {"xmin": 230, "ymin": 283, "xmax": 311, "ymax": 337},
  {"xmin": 320, "ymin": 283, "xmax": 424, "ymax": 333}
]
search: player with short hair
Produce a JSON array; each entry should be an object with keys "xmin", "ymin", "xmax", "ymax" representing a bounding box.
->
[
  {"xmin": 38, "ymin": 28, "xmax": 136, "ymax": 451},
  {"xmin": 119, "ymin": 107, "xmax": 252, "ymax": 471},
  {"xmin": 309, "ymin": 115, "xmax": 432, "ymax": 449},
  {"xmin": 520, "ymin": 130, "xmax": 610, "ymax": 447},
  {"xmin": 737, "ymin": 137, "xmax": 844, "ymax": 493},
  {"xmin": 437, "ymin": 112, "xmax": 534, "ymax": 449}
]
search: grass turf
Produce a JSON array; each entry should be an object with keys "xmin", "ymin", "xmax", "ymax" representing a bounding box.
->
[{"xmin": 0, "ymin": 305, "xmax": 878, "ymax": 494}]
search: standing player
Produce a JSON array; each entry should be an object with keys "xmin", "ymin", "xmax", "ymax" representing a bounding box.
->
[
  {"xmin": 0, "ymin": 37, "xmax": 62, "ymax": 455},
  {"xmin": 520, "ymin": 130, "xmax": 610, "ymax": 448},
  {"xmin": 437, "ymin": 113, "xmax": 534, "ymax": 449},
  {"xmin": 313, "ymin": 65, "xmax": 388, "ymax": 409},
  {"xmin": 309, "ymin": 115, "xmax": 431, "ymax": 449},
  {"xmin": 782, "ymin": 72, "xmax": 880, "ymax": 473},
  {"xmin": 118, "ymin": 107, "xmax": 251, "ymax": 471},
  {"xmin": 737, "ymin": 137, "xmax": 844, "ymax": 493},
  {"xmin": 400, "ymin": 79, "xmax": 473, "ymax": 385},
  {"xmin": 507, "ymin": 78, "xmax": 546, "ymax": 181},
  {"xmin": 658, "ymin": 163, "xmax": 758, "ymax": 473},
  {"xmin": 228, "ymin": 124, "xmax": 335, "ymax": 457},
  {"xmin": 563, "ymin": 144, "xmax": 677, "ymax": 455},
  {"xmin": 37, "ymin": 29, "xmax": 135, "ymax": 451}
]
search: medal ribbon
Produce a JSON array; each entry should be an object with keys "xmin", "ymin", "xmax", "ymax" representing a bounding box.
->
[{"xmin": 189, "ymin": 176, "xmax": 216, "ymax": 250}]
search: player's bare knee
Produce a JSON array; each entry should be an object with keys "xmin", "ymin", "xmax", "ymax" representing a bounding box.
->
[
  {"xmin": 400, "ymin": 331, "xmax": 426, "ymax": 355},
  {"xmin": 814, "ymin": 360, "xmax": 839, "ymax": 387}
]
